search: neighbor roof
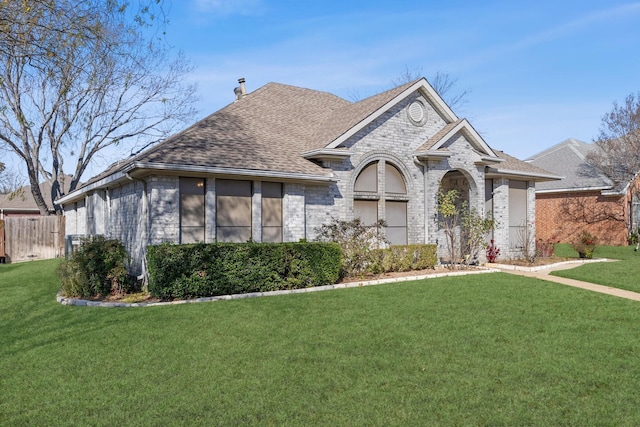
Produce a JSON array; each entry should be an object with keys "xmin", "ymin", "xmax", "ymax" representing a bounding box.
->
[
  {"xmin": 527, "ymin": 138, "xmax": 614, "ymax": 192},
  {"xmin": 0, "ymin": 175, "xmax": 73, "ymax": 213}
]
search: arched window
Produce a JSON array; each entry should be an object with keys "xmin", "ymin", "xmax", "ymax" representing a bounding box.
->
[{"xmin": 353, "ymin": 161, "xmax": 408, "ymax": 245}]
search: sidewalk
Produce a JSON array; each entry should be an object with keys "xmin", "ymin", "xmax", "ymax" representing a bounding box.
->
[{"xmin": 490, "ymin": 259, "xmax": 640, "ymax": 302}]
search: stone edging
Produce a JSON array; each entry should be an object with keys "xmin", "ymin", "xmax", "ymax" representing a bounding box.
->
[
  {"xmin": 56, "ymin": 268, "xmax": 501, "ymax": 308},
  {"xmin": 487, "ymin": 258, "xmax": 611, "ymax": 272}
]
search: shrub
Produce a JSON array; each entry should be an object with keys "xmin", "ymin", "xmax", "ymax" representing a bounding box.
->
[
  {"xmin": 486, "ymin": 240, "xmax": 500, "ymax": 263},
  {"xmin": 571, "ymin": 230, "xmax": 598, "ymax": 259},
  {"xmin": 146, "ymin": 242, "xmax": 341, "ymax": 300},
  {"xmin": 368, "ymin": 245, "xmax": 437, "ymax": 274},
  {"xmin": 314, "ymin": 217, "xmax": 388, "ymax": 277},
  {"xmin": 57, "ymin": 236, "xmax": 130, "ymax": 297},
  {"xmin": 536, "ymin": 236, "xmax": 559, "ymax": 258}
]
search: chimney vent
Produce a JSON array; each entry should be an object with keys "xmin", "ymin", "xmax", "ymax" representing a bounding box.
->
[{"xmin": 234, "ymin": 77, "xmax": 247, "ymax": 101}]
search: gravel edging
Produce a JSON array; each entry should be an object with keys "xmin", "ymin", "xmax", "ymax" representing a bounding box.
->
[{"xmin": 56, "ymin": 267, "xmax": 501, "ymax": 308}]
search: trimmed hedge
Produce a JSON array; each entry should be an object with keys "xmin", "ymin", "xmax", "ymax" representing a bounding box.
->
[
  {"xmin": 146, "ymin": 242, "xmax": 342, "ymax": 300},
  {"xmin": 368, "ymin": 244, "xmax": 437, "ymax": 274}
]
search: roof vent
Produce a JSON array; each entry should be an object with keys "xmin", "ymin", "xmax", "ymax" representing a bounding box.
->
[{"xmin": 234, "ymin": 77, "xmax": 247, "ymax": 101}]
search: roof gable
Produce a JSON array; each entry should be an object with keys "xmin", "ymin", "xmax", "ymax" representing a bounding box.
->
[
  {"xmin": 528, "ymin": 138, "xmax": 613, "ymax": 192},
  {"xmin": 414, "ymin": 118, "xmax": 499, "ymax": 159},
  {"xmin": 315, "ymin": 78, "xmax": 458, "ymax": 151}
]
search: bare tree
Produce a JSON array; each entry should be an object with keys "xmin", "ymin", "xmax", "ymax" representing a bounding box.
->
[
  {"xmin": 587, "ymin": 92, "xmax": 640, "ymax": 184},
  {"xmin": 0, "ymin": 1, "xmax": 197, "ymax": 214},
  {"xmin": 390, "ymin": 66, "xmax": 471, "ymax": 112}
]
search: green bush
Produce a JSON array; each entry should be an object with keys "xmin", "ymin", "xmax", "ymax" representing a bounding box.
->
[
  {"xmin": 368, "ymin": 244, "xmax": 437, "ymax": 274},
  {"xmin": 314, "ymin": 217, "xmax": 388, "ymax": 277},
  {"xmin": 57, "ymin": 236, "xmax": 130, "ymax": 297},
  {"xmin": 146, "ymin": 242, "xmax": 342, "ymax": 300}
]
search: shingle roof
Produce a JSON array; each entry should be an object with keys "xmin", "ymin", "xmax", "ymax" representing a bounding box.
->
[
  {"xmin": 134, "ymin": 82, "xmax": 349, "ymax": 176},
  {"xmin": 493, "ymin": 151, "xmax": 558, "ymax": 177},
  {"xmin": 527, "ymin": 138, "xmax": 613, "ymax": 191},
  {"xmin": 415, "ymin": 119, "xmax": 464, "ymax": 152},
  {"xmin": 0, "ymin": 175, "xmax": 73, "ymax": 212},
  {"xmin": 78, "ymin": 80, "xmax": 425, "ymax": 191}
]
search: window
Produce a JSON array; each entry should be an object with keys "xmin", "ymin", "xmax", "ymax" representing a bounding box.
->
[
  {"xmin": 262, "ymin": 182, "xmax": 283, "ymax": 243},
  {"xmin": 216, "ymin": 179, "xmax": 252, "ymax": 242},
  {"xmin": 353, "ymin": 161, "xmax": 408, "ymax": 245},
  {"xmin": 508, "ymin": 180, "xmax": 527, "ymax": 248},
  {"xmin": 180, "ymin": 177, "xmax": 206, "ymax": 243}
]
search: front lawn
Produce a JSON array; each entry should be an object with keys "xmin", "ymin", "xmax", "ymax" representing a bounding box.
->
[
  {"xmin": 553, "ymin": 243, "xmax": 640, "ymax": 293},
  {"xmin": 3, "ymin": 259, "xmax": 640, "ymax": 425}
]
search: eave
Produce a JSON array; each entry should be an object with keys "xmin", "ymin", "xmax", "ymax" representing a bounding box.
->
[
  {"xmin": 485, "ymin": 168, "xmax": 561, "ymax": 182},
  {"xmin": 56, "ymin": 162, "xmax": 337, "ymax": 205},
  {"xmin": 414, "ymin": 150, "xmax": 452, "ymax": 161},
  {"xmin": 301, "ymin": 148, "xmax": 351, "ymax": 161}
]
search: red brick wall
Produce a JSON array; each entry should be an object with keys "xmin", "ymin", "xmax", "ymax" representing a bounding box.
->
[{"xmin": 536, "ymin": 191, "xmax": 628, "ymax": 246}]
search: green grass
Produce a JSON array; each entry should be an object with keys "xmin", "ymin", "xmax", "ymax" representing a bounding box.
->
[
  {"xmin": 4, "ymin": 259, "xmax": 640, "ymax": 425},
  {"xmin": 553, "ymin": 243, "xmax": 640, "ymax": 293}
]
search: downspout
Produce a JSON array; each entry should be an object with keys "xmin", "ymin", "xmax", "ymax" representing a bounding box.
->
[
  {"xmin": 414, "ymin": 156, "xmax": 429, "ymax": 244},
  {"xmin": 125, "ymin": 173, "xmax": 150, "ymax": 286}
]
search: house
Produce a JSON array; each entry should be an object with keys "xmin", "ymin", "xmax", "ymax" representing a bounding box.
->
[
  {"xmin": 56, "ymin": 78, "xmax": 558, "ymax": 274},
  {"xmin": 0, "ymin": 176, "xmax": 71, "ymax": 262},
  {"xmin": 0, "ymin": 176, "xmax": 71, "ymax": 218},
  {"xmin": 528, "ymin": 138, "xmax": 640, "ymax": 246}
]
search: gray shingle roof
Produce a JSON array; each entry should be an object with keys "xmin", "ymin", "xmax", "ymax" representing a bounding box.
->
[
  {"xmin": 493, "ymin": 151, "xmax": 559, "ymax": 178},
  {"xmin": 71, "ymin": 79, "xmax": 553, "ymax": 196},
  {"xmin": 415, "ymin": 119, "xmax": 464, "ymax": 152},
  {"xmin": 135, "ymin": 82, "xmax": 349, "ymax": 177},
  {"xmin": 527, "ymin": 138, "xmax": 613, "ymax": 191},
  {"xmin": 0, "ymin": 175, "xmax": 73, "ymax": 212}
]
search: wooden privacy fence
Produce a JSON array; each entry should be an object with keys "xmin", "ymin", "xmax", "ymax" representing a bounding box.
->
[{"xmin": 0, "ymin": 216, "xmax": 65, "ymax": 263}]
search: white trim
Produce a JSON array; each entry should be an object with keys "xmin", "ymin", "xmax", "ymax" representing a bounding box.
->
[
  {"xmin": 535, "ymin": 185, "xmax": 616, "ymax": 194},
  {"xmin": 301, "ymin": 148, "xmax": 351, "ymax": 160},
  {"xmin": 485, "ymin": 169, "xmax": 561, "ymax": 181},
  {"xmin": 427, "ymin": 119, "xmax": 499, "ymax": 158}
]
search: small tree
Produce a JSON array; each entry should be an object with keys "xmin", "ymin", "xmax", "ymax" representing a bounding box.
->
[
  {"xmin": 461, "ymin": 208, "xmax": 495, "ymax": 266},
  {"xmin": 314, "ymin": 217, "xmax": 388, "ymax": 277},
  {"xmin": 437, "ymin": 189, "xmax": 463, "ymax": 269},
  {"xmin": 516, "ymin": 221, "xmax": 535, "ymax": 263}
]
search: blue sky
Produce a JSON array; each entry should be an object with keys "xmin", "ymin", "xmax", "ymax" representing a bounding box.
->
[
  {"xmin": 163, "ymin": 0, "xmax": 640, "ymax": 161},
  {"xmin": 4, "ymin": 0, "xmax": 640, "ymax": 181}
]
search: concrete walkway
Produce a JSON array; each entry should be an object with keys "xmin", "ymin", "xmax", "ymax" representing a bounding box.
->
[{"xmin": 490, "ymin": 259, "xmax": 640, "ymax": 302}]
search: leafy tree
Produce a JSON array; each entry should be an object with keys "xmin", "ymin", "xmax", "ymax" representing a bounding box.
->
[
  {"xmin": 461, "ymin": 207, "xmax": 495, "ymax": 266},
  {"xmin": 587, "ymin": 92, "xmax": 640, "ymax": 184},
  {"xmin": 436, "ymin": 188, "xmax": 463, "ymax": 269},
  {"xmin": 0, "ymin": 0, "xmax": 197, "ymax": 214},
  {"xmin": 437, "ymin": 188, "xmax": 494, "ymax": 268}
]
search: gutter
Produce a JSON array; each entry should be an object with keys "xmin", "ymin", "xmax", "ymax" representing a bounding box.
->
[{"xmin": 56, "ymin": 162, "xmax": 337, "ymax": 206}]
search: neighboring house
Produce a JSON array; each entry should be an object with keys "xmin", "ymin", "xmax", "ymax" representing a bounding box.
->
[
  {"xmin": 0, "ymin": 176, "xmax": 71, "ymax": 262},
  {"xmin": 56, "ymin": 78, "xmax": 558, "ymax": 274},
  {"xmin": 528, "ymin": 138, "xmax": 640, "ymax": 246},
  {"xmin": 0, "ymin": 178, "xmax": 57, "ymax": 218}
]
